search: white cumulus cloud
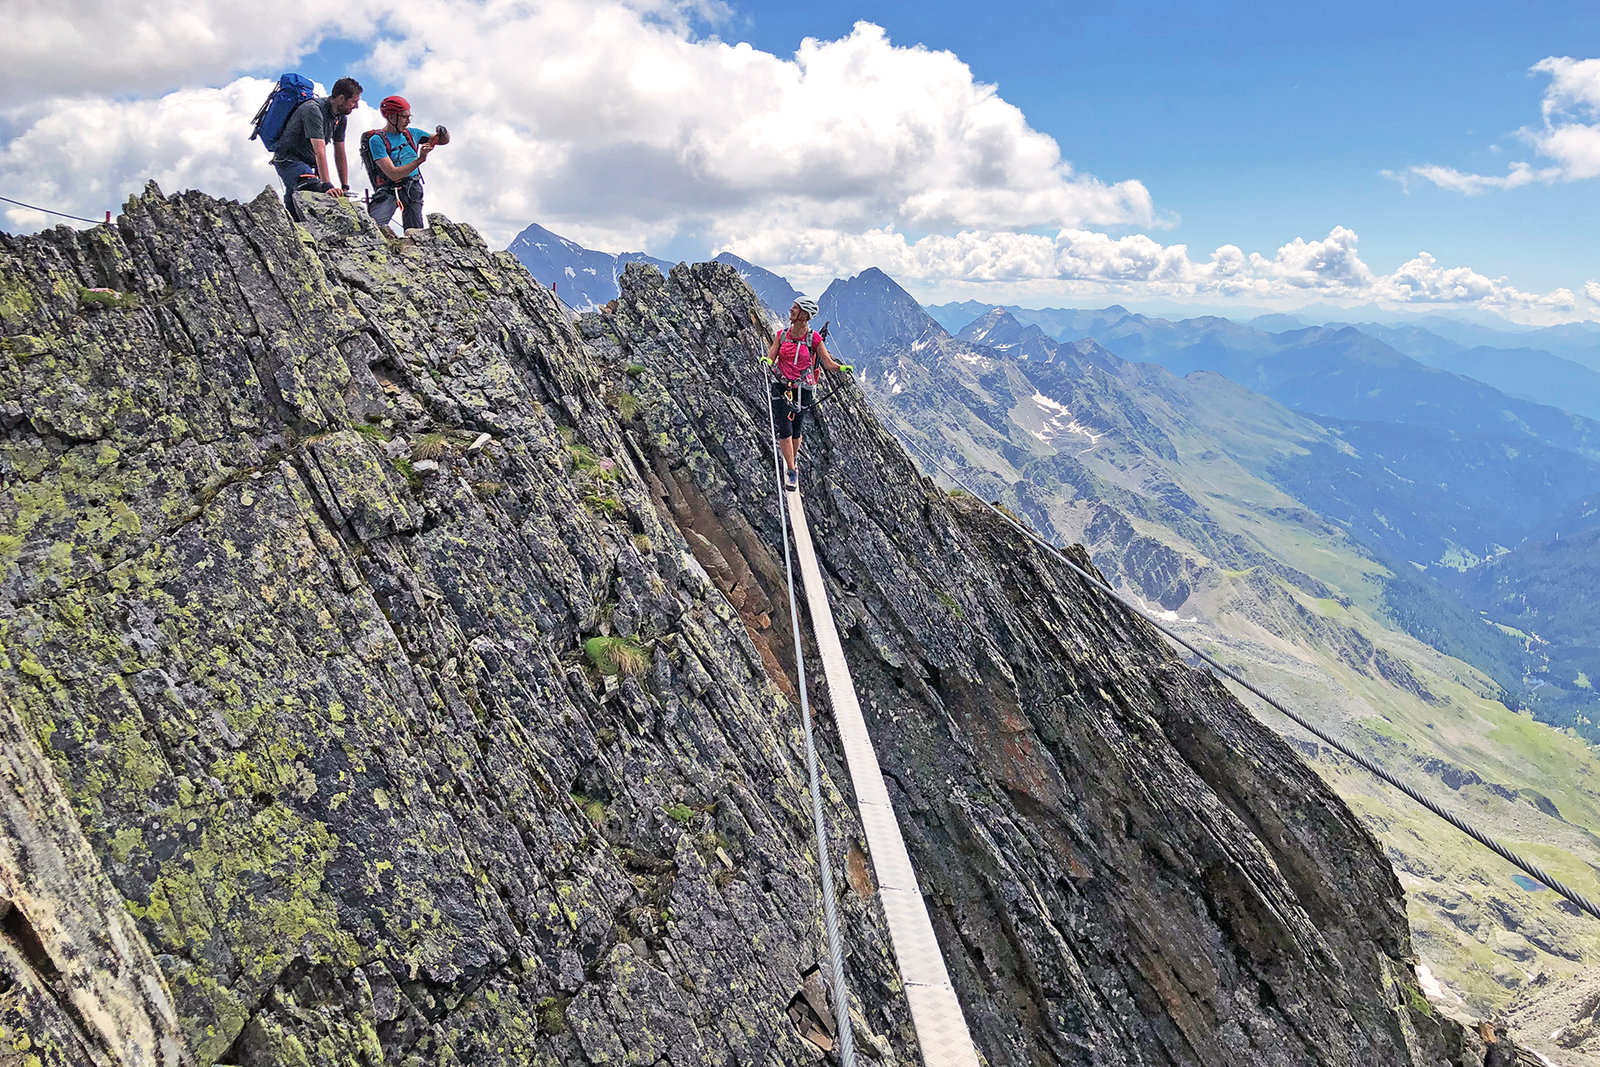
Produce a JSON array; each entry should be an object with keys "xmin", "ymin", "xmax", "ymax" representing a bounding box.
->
[
  {"xmin": 1401, "ymin": 55, "xmax": 1600, "ymax": 193},
  {"xmin": 1247, "ymin": 226, "xmax": 1375, "ymax": 289},
  {"xmin": 4, "ymin": 0, "xmax": 364, "ymax": 105},
  {"xmin": 2, "ymin": 4, "xmax": 1153, "ymax": 250},
  {"xmin": 721, "ymin": 224, "xmax": 1574, "ymax": 316},
  {"xmin": 0, "ymin": 2, "xmax": 1589, "ymax": 323},
  {"xmin": 372, "ymin": 7, "xmax": 1154, "ymax": 241}
]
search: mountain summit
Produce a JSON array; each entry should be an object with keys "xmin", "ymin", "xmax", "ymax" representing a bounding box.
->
[
  {"xmin": 507, "ymin": 221, "xmax": 672, "ymax": 309},
  {"xmin": 818, "ymin": 266, "xmax": 947, "ymax": 366},
  {"xmin": 956, "ymin": 307, "xmax": 1059, "ymax": 362}
]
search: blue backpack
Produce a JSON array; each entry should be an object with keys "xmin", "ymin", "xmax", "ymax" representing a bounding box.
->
[{"xmin": 249, "ymin": 74, "xmax": 314, "ymax": 152}]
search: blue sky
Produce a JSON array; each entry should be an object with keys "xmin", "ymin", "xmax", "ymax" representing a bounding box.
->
[
  {"xmin": 6, "ymin": 0, "xmax": 1599, "ymax": 321},
  {"xmin": 726, "ymin": 0, "xmax": 1600, "ymax": 294}
]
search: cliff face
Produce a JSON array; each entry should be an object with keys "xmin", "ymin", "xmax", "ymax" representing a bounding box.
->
[{"xmin": 0, "ymin": 186, "xmax": 1513, "ymax": 1066}]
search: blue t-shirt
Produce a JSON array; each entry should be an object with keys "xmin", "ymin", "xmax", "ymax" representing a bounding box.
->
[{"xmin": 373, "ymin": 128, "xmax": 428, "ymax": 170}]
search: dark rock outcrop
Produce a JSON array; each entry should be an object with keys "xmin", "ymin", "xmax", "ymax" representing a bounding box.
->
[{"xmin": 0, "ymin": 185, "xmax": 1517, "ymax": 1065}]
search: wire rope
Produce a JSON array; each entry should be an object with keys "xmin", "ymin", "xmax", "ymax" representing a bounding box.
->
[
  {"xmin": 0, "ymin": 194, "xmax": 108, "ymax": 226},
  {"xmin": 893, "ymin": 428, "xmax": 1600, "ymax": 925},
  {"xmin": 767, "ymin": 380, "xmax": 858, "ymax": 1065}
]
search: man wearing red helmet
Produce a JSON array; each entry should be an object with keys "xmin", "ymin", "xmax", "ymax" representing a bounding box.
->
[{"xmin": 363, "ymin": 95, "xmax": 450, "ymax": 232}]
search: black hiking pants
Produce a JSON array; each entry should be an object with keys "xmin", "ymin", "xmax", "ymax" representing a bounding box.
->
[{"xmin": 770, "ymin": 381, "xmax": 814, "ymax": 440}]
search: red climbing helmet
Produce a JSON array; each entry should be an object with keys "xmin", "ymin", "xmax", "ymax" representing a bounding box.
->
[{"xmin": 379, "ymin": 95, "xmax": 411, "ymax": 117}]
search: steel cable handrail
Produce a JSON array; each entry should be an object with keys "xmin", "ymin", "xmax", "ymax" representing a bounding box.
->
[
  {"xmin": 767, "ymin": 382, "xmax": 858, "ymax": 1065},
  {"xmin": 892, "ymin": 429, "xmax": 1600, "ymax": 925},
  {"xmin": 0, "ymin": 194, "xmax": 109, "ymax": 226}
]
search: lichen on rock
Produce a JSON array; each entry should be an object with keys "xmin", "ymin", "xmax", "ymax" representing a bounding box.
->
[{"xmin": 0, "ymin": 185, "xmax": 1525, "ymax": 1066}]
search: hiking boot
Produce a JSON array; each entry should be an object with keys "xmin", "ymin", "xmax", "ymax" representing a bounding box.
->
[{"xmin": 785, "ymin": 467, "xmax": 799, "ymax": 491}]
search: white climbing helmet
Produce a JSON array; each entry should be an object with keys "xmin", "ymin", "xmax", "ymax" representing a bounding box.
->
[{"xmin": 793, "ymin": 296, "xmax": 818, "ymax": 317}]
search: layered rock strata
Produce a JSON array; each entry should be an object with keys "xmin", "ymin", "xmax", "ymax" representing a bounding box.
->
[{"xmin": 0, "ymin": 185, "xmax": 1517, "ymax": 1065}]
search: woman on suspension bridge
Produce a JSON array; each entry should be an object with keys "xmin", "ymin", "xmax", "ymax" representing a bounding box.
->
[{"xmin": 766, "ymin": 296, "xmax": 848, "ymax": 490}]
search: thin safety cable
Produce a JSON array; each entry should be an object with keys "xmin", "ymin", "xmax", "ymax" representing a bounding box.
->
[
  {"xmin": 767, "ymin": 378, "xmax": 858, "ymax": 1065},
  {"xmin": 894, "ymin": 429, "xmax": 1600, "ymax": 924},
  {"xmin": 0, "ymin": 194, "xmax": 107, "ymax": 226}
]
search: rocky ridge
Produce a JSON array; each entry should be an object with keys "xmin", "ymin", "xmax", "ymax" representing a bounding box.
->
[{"xmin": 0, "ymin": 185, "xmax": 1524, "ymax": 1065}]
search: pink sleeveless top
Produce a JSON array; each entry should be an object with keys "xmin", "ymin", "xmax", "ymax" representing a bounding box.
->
[{"xmin": 776, "ymin": 329, "xmax": 822, "ymax": 384}]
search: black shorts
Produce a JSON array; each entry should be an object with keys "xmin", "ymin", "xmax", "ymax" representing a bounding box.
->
[{"xmin": 770, "ymin": 381, "xmax": 814, "ymax": 440}]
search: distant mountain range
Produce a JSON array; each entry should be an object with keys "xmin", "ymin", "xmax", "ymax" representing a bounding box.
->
[
  {"xmin": 507, "ymin": 223, "xmax": 674, "ymax": 309},
  {"xmin": 1399, "ymin": 316, "xmax": 1600, "ymax": 374},
  {"xmin": 506, "ymin": 223, "xmax": 799, "ymax": 319},
  {"xmin": 896, "ymin": 287, "xmax": 1600, "ymax": 738},
  {"xmin": 924, "ymin": 297, "xmax": 1600, "ymax": 734},
  {"xmin": 512, "ymin": 224, "xmax": 1600, "ymax": 738},
  {"xmin": 1239, "ymin": 310, "xmax": 1600, "ymax": 373},
  {"xmin": 928, "ymin": 300, "xmax": 1600, "ymax": 425}
]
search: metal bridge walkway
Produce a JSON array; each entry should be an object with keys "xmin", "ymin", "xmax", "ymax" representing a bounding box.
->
[{"xmin": 785, "ymin": 487, "xmax": 981, "ymax": 1067}]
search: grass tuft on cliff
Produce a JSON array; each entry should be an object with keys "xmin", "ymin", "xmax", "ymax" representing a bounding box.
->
[{"xmin": 585, "ymin": 635, "xmax": 649, "ymax": 677}]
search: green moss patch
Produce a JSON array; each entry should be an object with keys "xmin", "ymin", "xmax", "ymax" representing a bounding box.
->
[
  {"xmin": 608, "ymin": 390, "xmax": 640, "ymax": 420},
  {"xmin": 391, "ymin": 457, "xmax": 422, "ymax": 493},
  {"xmin": 567, "ymin": 444, "xmax": 617, "ymax": 481},
  {"xmin": 570, "ymin": 792, "xmax": 607, "ymax": 827},
  {"xmin": 534, "ymin": 996, "xmax": 570, "ymax": 1035},
  {"xmin": 76, "ymin": 286, "xmax": 141, "ymax": 310},
  {"xmin": 584, "ymin": 635, "xmax": 648, "ymax": 677},
  {"xmin": 411, "ymin": 433, "xmax": 449, "ymax": 460}
]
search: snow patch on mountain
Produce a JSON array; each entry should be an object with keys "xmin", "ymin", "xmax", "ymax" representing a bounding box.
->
[{"xmin": 1018, "ymin": 389, "xmax": 1103, "ymax": 449}]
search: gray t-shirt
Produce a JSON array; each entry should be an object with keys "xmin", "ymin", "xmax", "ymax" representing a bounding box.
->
[{"xmin": 272, "ymin": 98, "xmax": 347, "ymax": 168}]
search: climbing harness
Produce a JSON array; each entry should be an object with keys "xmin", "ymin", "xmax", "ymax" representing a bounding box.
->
[
  {"xmin": 893, "ymin": 430, "xmax": 1600, "ymax": 925},
  {"xmin": 766, "ymin": 373, "xmax": 858, "ymax": 1067},
  {"xmin": 768, "ymin": 322, "xmax": 849, "ymax": 423},
  {"xmin": 799, "ymin": 366, "xmax": 851, "ymax": 413},
  {"xmin": 762, "ymin": 361, "xmax": 983, "ymax": 1067}
]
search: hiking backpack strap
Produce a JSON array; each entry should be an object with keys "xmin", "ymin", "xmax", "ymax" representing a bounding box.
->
[
  {"xmin": 359, "ymin": 130, "xmax": 387, "ymax": 189},
  {"xmin": 378, "ymin": 129, "xmax": 423, "ymax": 186}
]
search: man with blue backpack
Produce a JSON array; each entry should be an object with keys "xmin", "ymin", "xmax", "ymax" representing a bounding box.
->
[
  {"xmin": 360, "ymin": 96, "xmax": 450, "ymax": 233},
  {"xmin": 258, "ymin": 76, "xmax": 363, "ymax": 221}
]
